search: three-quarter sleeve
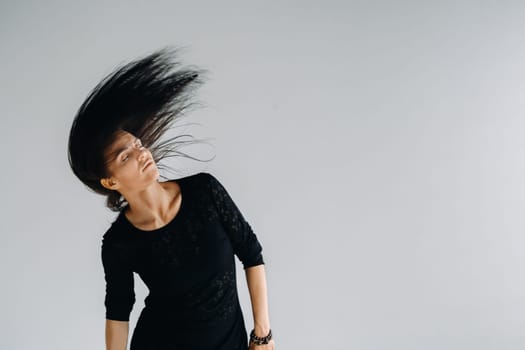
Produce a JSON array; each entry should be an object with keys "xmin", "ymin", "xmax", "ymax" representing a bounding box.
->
[
  {"xmin": 101, "ymin": 236, "xmax": 136, "ymax": 321},
  {"xmin": 205, "ymin": 172, "xmax": 265, "ymax": 269}
]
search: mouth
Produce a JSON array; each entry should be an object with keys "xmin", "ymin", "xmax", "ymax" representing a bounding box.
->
[{"xmin": 142, "ymin": 159, "xmax": 154, "ymax": 171}]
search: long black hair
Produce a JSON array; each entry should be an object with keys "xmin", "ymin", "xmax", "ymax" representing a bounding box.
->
[{"xmin": 68, "ymin": 46, "xmax": 213, "ymax": 212}]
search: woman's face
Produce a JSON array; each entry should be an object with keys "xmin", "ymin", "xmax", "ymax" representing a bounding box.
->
[{"xmin": 100, "ymin": 130, "xmax": 159, "ymax": 192}]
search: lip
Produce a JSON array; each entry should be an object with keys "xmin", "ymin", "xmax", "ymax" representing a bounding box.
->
[{"xmin": 142, "ymin": 159, "xmax": 154, "ymax": 171}]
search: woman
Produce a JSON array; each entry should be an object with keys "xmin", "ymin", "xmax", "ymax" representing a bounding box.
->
[{"xmin": 67, "ymin": 47, "xmax": 275, "ymax": 350}]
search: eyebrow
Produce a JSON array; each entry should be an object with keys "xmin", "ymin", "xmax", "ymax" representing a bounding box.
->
[{"xmin": 106, "ymin": 137, "xmax": 139, "ymax": 163}]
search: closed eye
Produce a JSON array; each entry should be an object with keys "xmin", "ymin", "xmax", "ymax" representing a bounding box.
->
[{"xmin": 117, "ymin": 137, "xmax": 141, "ymax": 163}]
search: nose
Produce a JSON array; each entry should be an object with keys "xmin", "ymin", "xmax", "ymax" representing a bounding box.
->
[
  {"xmin": 137, "ymin": 150, "xmax": 144, "ymax": 161},
  {"xmin": 136, "ymin": 144, "xmax": 148, "ymax": 161}
]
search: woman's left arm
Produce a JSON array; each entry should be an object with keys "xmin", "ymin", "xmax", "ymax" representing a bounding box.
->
[
  {"xmin": 246, "ymin": 264, "xmax": 275, "ymax": 350},
  {"xmin": 204, "ymin": 173, "xmax": 275, "ymax": 348}
]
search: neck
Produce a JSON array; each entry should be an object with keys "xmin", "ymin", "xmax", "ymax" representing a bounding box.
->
[{"xmin": 123, "ymin": 180, "xmax": 175, "ymax": 224}]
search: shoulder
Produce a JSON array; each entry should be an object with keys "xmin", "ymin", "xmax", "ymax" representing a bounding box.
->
[
  {"xmin": 172, "ymin": 171, "xmax": 219, "ymax": 189},
  {"xmin": 101, "ymin": 212, "xmax": 130, "ymax": 247},
  {"xmin": 189, "ymin": 171, "xmax": 215, "ymax": 182},
  {"xmin": 101, "ymin": 218, "xmax": 138, "ymax": 265}
]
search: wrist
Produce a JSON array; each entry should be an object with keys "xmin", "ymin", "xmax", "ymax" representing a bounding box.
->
[
  {"xmin": 254, "ymin": 324, "xmax": 271, "ymax": 337},
  {"xmin": 250, "ymin": 328, "xmax": 272, "ymax": 345}
]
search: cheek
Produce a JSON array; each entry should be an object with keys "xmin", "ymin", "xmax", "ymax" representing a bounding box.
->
[{"xmin": 113, "ymin": 161, "xmax": 135, "ymax": 176}]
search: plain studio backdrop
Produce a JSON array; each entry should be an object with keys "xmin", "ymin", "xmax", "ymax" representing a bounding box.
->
[{"xmin": 1, "ymin": 1, "xmax": 525, "ymax": 349}]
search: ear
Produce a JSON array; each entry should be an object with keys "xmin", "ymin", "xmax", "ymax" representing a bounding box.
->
[{"xmin": 100, "ymin": 177, "xmax": 119, "ymax": 190}]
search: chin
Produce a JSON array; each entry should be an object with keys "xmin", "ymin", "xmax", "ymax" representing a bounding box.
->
[
  {"xmin": 148, "ymin": 168, "xmax": 160, "ymax": 181},
  {"xmin": 140, "ymin": 166, "xmax": 159, "ymax": 181}
]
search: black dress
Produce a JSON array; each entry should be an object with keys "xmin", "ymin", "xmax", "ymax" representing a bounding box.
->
[{"xmin": 101, "ymin": 172, "xmax": 265, "ymax": 350}]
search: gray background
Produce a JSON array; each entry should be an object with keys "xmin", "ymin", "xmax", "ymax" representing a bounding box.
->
[{"xmin": 2, "ymin": 1, "xmax": 525, "ymax": 349}]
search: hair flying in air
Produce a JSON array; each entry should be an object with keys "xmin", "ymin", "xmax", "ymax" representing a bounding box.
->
[{"xmin": 67, "ymin": 46, "xmax": 213, "ymax": 211}]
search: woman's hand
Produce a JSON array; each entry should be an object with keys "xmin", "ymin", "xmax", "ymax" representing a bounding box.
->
[{"xmin": 249, "ymin": 339, "xmax": 275, "ymax": 350}]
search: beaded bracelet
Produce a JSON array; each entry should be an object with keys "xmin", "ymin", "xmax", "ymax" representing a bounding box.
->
[{"xmin": 249, "ymin": 329, "xmax": 272, "ymax": 345}]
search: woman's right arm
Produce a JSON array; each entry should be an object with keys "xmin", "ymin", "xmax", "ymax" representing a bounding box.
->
[
  {"xmin": 105, "ymin": 320, "xmax": 129, "ymax": 350},
  {"xmin": 101, "ymin": 234, "xmax": 136, "ymax": 350}
]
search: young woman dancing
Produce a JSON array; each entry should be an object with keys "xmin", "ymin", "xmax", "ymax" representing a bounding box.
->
[{"xmin": 67, "ymin": 47, "xmax": 274, "ymax": 350}]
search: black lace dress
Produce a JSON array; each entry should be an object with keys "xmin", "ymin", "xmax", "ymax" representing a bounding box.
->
[{"xmin": 101, "ymin": 172, "xmax": 265, "ymax": 350}]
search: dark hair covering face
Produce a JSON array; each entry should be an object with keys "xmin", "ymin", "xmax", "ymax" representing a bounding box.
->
[{"xmin": 67, "ymin": 46, "xmax": 211, "ymax": 212}]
